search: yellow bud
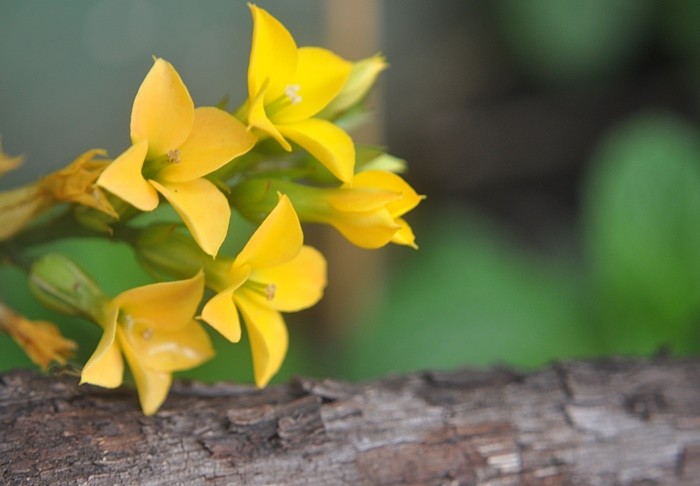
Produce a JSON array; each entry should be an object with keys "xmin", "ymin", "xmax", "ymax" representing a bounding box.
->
[{"xmin": 318, "ymin": 54, "xmax": 388, "ymax": 119}]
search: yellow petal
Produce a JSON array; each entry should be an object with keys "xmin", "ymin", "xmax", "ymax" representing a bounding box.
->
[
  {"xmin": 118, "ymin": 328, "xmax": 171, "ymax": 415},
  {"xmin": 278, "ymin": 119, "xmax": 355, "ymax": 183},
  {"xmin": 150, "ymin": 178, "xmax": 230, "ymax": 257},
  {"xmin": 122, "ymin": 319, "xmax": 214, "ymax": 372},
  {"xmin": 327, "ymin": 187, "xmax": 401, "ymax": 213},
  {"xmin": 158, "ymin": 107, "xmax": 257, "ymax": 182},
  {"xmin": 97, "ymin": 140, "xmax": 158, "ymax": 211},
  {"xmin": 80, "ymin": 307, "xmax": 124, "ymax": 388},
  {"xmin": 330, "ymin": 208, "xmax": 400, "ymax": 249},
  {"xmin": 200, "ymin": 287, "xmax": 243, "ymax": 342},
  {"xmin": 273, "ymin": 47, "xmax": 351, "ymax": 124},
  {"xmin": 248, "ymin": 4, "xmax": 298, "ymax": 103},
  {"xmin": 392, "ymin": 217, "xmax": 418, "ymax": 249},
  {"xmin": 248, "ymin": 83, "xmax": 292, "ymax": 151},
  {"xmin": 113, "ymin": 272, "xmax": 204, "ymax": 331},
  {"xmin": 353, "ymin": 170, "xmax": 425, "ymax": 217},
  {"xmin": 130, "ymin": 58, "xmax": 195, "ymax": 160},
  {"xmin": 235, "ymin": 290, "xmax": 288, "ymax": 387},
  {"xmin": 235, "ymin": 194, "xmax": 302, "ymax": 268},
  {"xmin": 249, "ymin": 246, "xmax": 327, "ymax": 312}
]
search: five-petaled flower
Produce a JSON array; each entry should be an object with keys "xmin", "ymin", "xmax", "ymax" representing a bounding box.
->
[
  {"xmin": 80, "ymin": 272, "xmax": 214, "ymax": 415},
  {"xmin": 242, "ymin": 4, "xmax": 355, "ymax": 183},
  {"xmin": 97, "ymin": 58, "xmax": 256, "ymax": 256},
  {"xmin": 200, "ymin": 194, "xmax": 327, "ymax": 387}
]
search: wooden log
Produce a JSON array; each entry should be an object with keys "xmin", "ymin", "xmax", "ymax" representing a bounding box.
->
[{"xmin": 2, "ymin": 357, "xmax": 700, "ymax": 485}]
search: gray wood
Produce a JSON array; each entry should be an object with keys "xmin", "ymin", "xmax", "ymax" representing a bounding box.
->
[{"xmin": 3, "ymin": 357, "xmax": 700, "ymax": 485}]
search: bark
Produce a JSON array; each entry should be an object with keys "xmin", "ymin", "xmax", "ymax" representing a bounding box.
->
[{"xmin": 2, "ymin": 357, "xmax": 700, "ymax": 485}]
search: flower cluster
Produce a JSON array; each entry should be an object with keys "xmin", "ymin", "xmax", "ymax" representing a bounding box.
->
[{"xmin": 0, "ymin": 5, "xmax": 423, "ymax": 415}]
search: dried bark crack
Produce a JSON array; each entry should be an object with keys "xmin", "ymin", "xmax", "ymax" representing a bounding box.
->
[{"xmin": 3, "ymin": 357, "xmax": 700, "ymax": 485}]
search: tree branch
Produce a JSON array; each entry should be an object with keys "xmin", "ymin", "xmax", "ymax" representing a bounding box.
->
[{"xmin": 3, "ymin": 357, "xmax": 700, "ymax": 484}]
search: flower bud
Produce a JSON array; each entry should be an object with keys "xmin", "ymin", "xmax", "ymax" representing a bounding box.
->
[
  {"xmin": 135, "ymin": 224, "xmax": 209, "ymax": 280},
  {"xmin": 318, "ymin": 54, "xmax": 388, "ymax": 120},
  {"xmin": 29, "ymin": 254, "xmax": 108, "ymax": 320}
]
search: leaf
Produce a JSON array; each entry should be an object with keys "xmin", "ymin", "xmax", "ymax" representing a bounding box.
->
[{"xmin": 583, "ymin": 113, "xmax": 700, "ymax": 353}]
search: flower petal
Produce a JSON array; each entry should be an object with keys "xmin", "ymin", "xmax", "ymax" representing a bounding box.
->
[
  {"xmin": 330, "ymin": 207, "xmax": 400, "ymax": 249},
  {"xmin": 97, "ymin": 140, "xmax": 158, "ymax": 211},
  {"xmin": 249, "ymin": 246, "xmax": 327, "ymax": 312},
  {"xmin": 392, "ymin": 217, "xmax": 418, "ymax": 249},
  {"xmin": 113, "ymin": 272, "xmax": 204, "ymax": 331},
  {"xmin": 326, "ymin": 187, "xmax": 401, "ymax": 213},
  {"xmin": 201, "ymin": 287, "xmax": 244, "ymax": 343},
  {"xmin": 158, "ymin": 107, "xmax": 257, "ymax": 183},
  {"xmin": 123, "ymin": 319, "xmax": 214, "ymax": 373},
  {"xmin": 235, "ymin": 290, "xmax": 288, "ymax": 387},
  {"xmin": 235, "ymin": 194, "xmax": 302, "ymax": 269},
  {"xmin": 130, "ymin": 58, "xmax": 194, "ymax": 159},
  {"xmin": 278, "ymin": 118, "xmax": 355, "ymax": 183},
  {"xmin": 248, "ymin": 83, "xmax": 292, "ymax": 151},
  {"xmin": 273, "ymin": 47, "xmax": 351, "ymax": 124},
  {"xmin": 248, "ymin": 4, "xmax": 297, "ymax": 102},
  {"xmin": 353, "ymin": 170, "xmax": 425, "ymax": 217},
  {"xmin": 150, "ymin": 178, "xmax": 230, "ymax": 256},
  {"xmin": 118, "ymin": 328, "xmax": 171, "ymax": 415},
  {"xmin": 80, "ymin": 307, "xmax": 124, "ymax": 388}
]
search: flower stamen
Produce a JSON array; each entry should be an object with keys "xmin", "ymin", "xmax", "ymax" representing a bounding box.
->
[
  {"xmin": 284, "ymin": 84, "xmax": 302, "ymax": 105},
  {"xmin": 167, "ymin": 149, "xmax": 181, "ymax": 163}
]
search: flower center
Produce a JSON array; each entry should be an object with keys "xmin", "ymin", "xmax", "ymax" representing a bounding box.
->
[
  {"xmin": 143, "ymin": 149, "xmax": 182, "ymax": 178},
  {"xmin": 266, "ymin": 84, "xmax": 303, "ymax": 116},
  {"xmin": 284, "ymin": 84, "xmax": 302, "ymax": 105},
  {"xmin": 246, "ymin": 280, "xmax": 277, "ymax": 301}
]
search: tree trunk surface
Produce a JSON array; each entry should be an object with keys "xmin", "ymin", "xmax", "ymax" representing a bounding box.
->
[{"xmin": 3, "ymin": 357, "xmax": 700, "ymax": 485}]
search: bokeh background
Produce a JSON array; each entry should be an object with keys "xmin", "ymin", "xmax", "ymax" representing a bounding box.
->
[{"xmin": 3, "ymin": 0, "xmax": 700, "ymax": 384}]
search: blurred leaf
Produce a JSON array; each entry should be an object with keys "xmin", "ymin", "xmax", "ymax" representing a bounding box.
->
[
  {"xmin": 493, "ymin": 0, "xmax": 655, "ymax": 85},
  {"xmin": 343, "ymin": 206, "xmax": 600, "ymax": 380},
  {"xmin": 583, "ymin": 112, "xmax": 700, "ymax": 354}
]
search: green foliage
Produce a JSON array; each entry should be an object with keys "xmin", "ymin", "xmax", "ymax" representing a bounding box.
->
[
  {"xmin": 343, "ymin": 207, "xmax": 600, "ymax": 379},
  {"xmin": 583, "ymin": 113, "xmax": 700, "ymax": 354}
]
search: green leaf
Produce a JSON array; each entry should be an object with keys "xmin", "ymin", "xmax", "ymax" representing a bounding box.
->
[
  {"xmin": 583, "ymin": 113, "xmax": 700, "ymax": 353},
  {"xmin": 343, "ymin": 206, "xmax": 600, "ymax": 380}
]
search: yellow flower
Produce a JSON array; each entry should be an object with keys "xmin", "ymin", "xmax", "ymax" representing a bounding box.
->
[
  {"xmin": 243, "ymin": 4, "xmax": 355, "ymax": 183},
  {"xmin": 80, "ymin": 272, "xmax": 214, "ymax": 415},
  {"xmin": 40, "ymin": 149, "xmax": 117, "ymax": 218},
  {"xmin": 200, "ymin": 194, "xmax": 326, "ymax": 387},
  {"xmin": 0, "ymin": 302, "xmax": 77, "ymax": 371},
  {"xmin": 97, "ymin": 58, "xmax": 256, "ymax": 256},
  {"xmin": 232, "ymin": 170, "xmax": 425, "ymax": 249}
]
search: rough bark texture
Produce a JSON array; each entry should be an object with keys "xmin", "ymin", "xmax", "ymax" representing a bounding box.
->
[{"xmin": 3, "ymin": 357, "xmax": 700, "ymax": 485}]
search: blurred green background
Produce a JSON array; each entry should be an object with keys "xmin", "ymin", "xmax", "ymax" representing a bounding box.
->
[{"xmin": 3, "ymin": 0, "xmax": 700, "ymax": 384}]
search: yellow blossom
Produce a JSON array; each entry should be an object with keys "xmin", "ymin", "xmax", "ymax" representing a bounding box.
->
[
  {"xmin": 97, "ymin": 58, "xmax": 256, "ymax": 256},
  {"xmin": 200, "ymin": 194, "xmax": 326, "ymax": 387},
  {"xmin": 232, "ymin": 170, "xmax": 425, "ymax": 249},
  {"xmin": 242, "ymin": 4, "xmax": 355, "ymax": 183},
  {"xmin": 80, "ymin": 272, "xmax": 214, "ymax": 415},
  {"xmin": 0, "ymin": 302, "xmax": 77, "ymax": 371},
  {"xmin": 39, "ymin": 149, "xmax": 117, "ymax": 218},
  {"xmin": 0, "ymin": 149, "xmax": 116, "ymax": 240}
]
